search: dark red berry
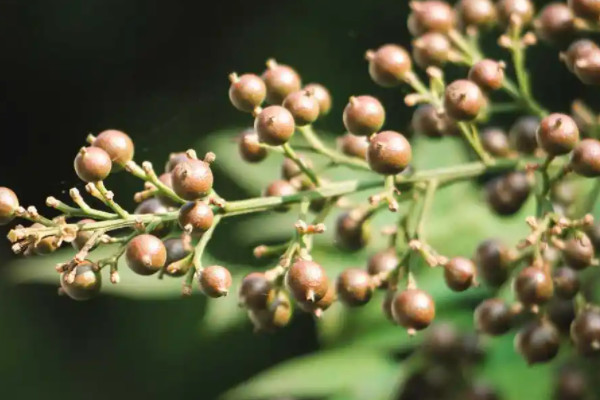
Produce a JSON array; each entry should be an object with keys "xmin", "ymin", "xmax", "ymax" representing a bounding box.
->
[
  {"xmin": 537, "ymin": 113, "xmax": 579, "ymax": 156},
  {"xmin": 199, "ymin": 265, "xmax": 232, "ymax": 298},
  {"xmin": 286, "ymin": 259, "xmax": 329, "ymax": 303},
  {"xmin": 366, "ymin": 44, "xmax": 412, "ymax": 87},
  {"xmin": 534, "ymin": 3, "xmax": 575, "ymax": 44},
  {"xmin": 74, "ymin": 146, "xmax": 112, "ymax": 182},
  {"xmin": 297, "ymin": 281, "xmax": 335, "ymax": 316},
  {"xmin": 178, "ymin": 201, "xmax": 214, "ymax": 234},
  {"xmin": 496, "ymin": 0, "xmax": 535, "ymax": 27},
  {"xmin": 335, "ymin": 210, "xmax": 370, "ymax": 251},
  {"xmin": 367, "ymin": 130, "xmax": 412, "ymax": 175},
  {"xmin": 456, "ymin": 0, "xmax": 497, "ymax": 28},
  {"xmin": 72, "ymin": 219, "xmax": 96, "ymax": 251},
  {"xmin": 163, "ymin": 237, "xmax": 192, "ymax": 277},
  {"xmin": 562, "ymin": 40, "xmax": 599, "ymax": 72},
  {"xmin": 254, "ymin": 105, "xmax": 296, "ymax": 146},
  {"xmin": 573, "ymin": 48, "xmax": 600, "ymax": 86},
  {"xmin": 336, "ymin": 268, "xmax": 373, "ymax": 307},
  {"xmin": 509, "ymin": 116, "xmax": 540, "ymax": 154},
  {"xmin": 343, "ymin": 95, "xmax": 385, "ymax": 136},
  {"xmin": 480, "ymin": 127, "xmax": 511, "ymax": 157},
  {"xmin": 367, "ymin": 249, "xmax": 399, "ymax": 288},
  {"xmin": 411, "ymin": 104, "xmax": 458, "ymax": 137},
  {"xmin": 238, "ymin": 128, "xmax": 268, "ymax": 163},
  {"xmin": 0, "ymin": 187, "xmax": 19, "ymax": 225},
  {"xmin": 261, "ymin": 60, "xmax": 302, "ymax": 105},
  {"xmin": 475, "ymin": 239, "xmax": 511, "ymax": 287},
  {"xmin": 228, "ymin": 73, "xmax": 266, "ymax": 112},
  {"xmin": 485, "ymin": 172, "xmax": 531, "ymax": 216},
  {"xmin": 443, "ymin": 79, "xmax": 485, "ymax": 121},
  {"xmin": 339, "ymin": 133, "xmax": 369, "ymax": 160},
  {"xmin": 92, "ymin": 129, "xmax": 134, "ymax": 171},
  {"xmin": 570, "ymin": 307, "xmax": 600, "ymax": 356},
  {"xmin": 568, "ymin": 0, "xmax": 600, "ymax": 21},
  {"xmin": 60, "ymin": 260, "xmax": 102, "ymax": 301},
  {"xmin": 553, "ymin": 266, "xmax": 580, "ymax": 299},
  {"xmin": 474, "ymin": 298, "xmax": 512, "ymax": 335},
  {"xmin": 171, "ymin": 157, "xmax": 214, "ymax": 200},
  {"xmin": 548, "ymin": 298, "xmax": 576, "ymax": 333},
  {"xmin": 281, "ymin": 155, "xmax": 313, "ymax": 180},
  {"xmin": 571, "ymin": 138, "xmax": 600, "ymax": 177},
  {"xmin": 563, "ymin": 233, "xmax": 595, "ymax": 270},
  {"xmin": 412, "ymin": 33, "xmax": 451, "ymax": 68},
  {"xmin": 515, "ymin": 320, "xmax": 560, "ymax": 364},
  {"xmin": 303, "ymin": 83, "xmax": 332, "ymax": 115},
  {"xmin": 248, "ymin": 290, "xmax": 292, "ymax": 332},
  {"xmin": 444, "ymin": 257, "xmax": 476, "ymax": 292},
  {"xmin": 126, "ymin": 234, "xmax": 167, "ymax": 276},
  {"xmin": 283, "ymin": 90, "xmax": 320, "ymax": 126},
  {"xmin": 392, "ymin": 289, "xmax": 436, "ymax": 331},
  {"xmin": 468, "ymin": 59, "xmax": 505, "ymax": 91},
  {"xmin": 239, "ymin": 272, "xmax": 272, "ymax": 310},
  {"xmin": 408, "ymin": 1, "xmax": 456, "ymax": 36},
  {"xmin": 515, "ymin": 266, "xmax": 554, "ymax": 306}
]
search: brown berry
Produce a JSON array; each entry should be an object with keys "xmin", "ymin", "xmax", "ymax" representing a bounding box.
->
[
  {"xmin": 335, "ymin": 211, "xmax": 370, "ymax": 251},
  {"xmin": 480, "ymin": 127, "xmax": 511, "ymax": 157},
  {"xmin": 199, "ymin": 265, "xmax": 232, "ymax": 298},
  {"xmin": 412, "ymin": 32, "xmax": 452, "ymax": 69},
  {"xmin": 254, "ymin": 105, "xmax": 296, "ymax": 146},
  {"xmin": 408, "ymin": 1, "xmax": 456, "ymax": 36},
  {"xmin": 571, "ymin": 138, "xmax": 600, "ymax": 177},
  {"xmin": 263, "ymin": 179, "xmax": 296, "ymax": 212},
  {"xmin": 92, "ymin": 129, "xmax": 134, "ymax": 171},
  {"xmin": 568, "ymin": 0, "xmax": 600, "ymax": 21},
  {"xmin": 537, "ymin": 113, "xmax": 579, "ymax": 156},
  {"xmin": 497, "ymin": 0, "xmax": 535, "ymax": 27},
  {"xmin": 515, "ymin": 320, "xmax": 560, "ymax": 365},
  {"xmin": 509, "ymin": 116, "xmax": 540, "ymax": 154},
  {"xmin": 239, "ymin": 272, "xmax": 272, "ymax": 309},
  {"xmin": 178, "ymin": 201, "xmax": 214, "ymax": 234},
  {"xmin": 562, "ymin": 40, "xmax": 599, "ymax": 72},
  {"xmin": 563, "ymin": 233, "xmax": 595, "ymax": 270},
  {"xmin": 515, "ymin": 266, "xmax": 554, "ymax": 306},
  {"xmin": 367, "ymin": 249, "xmax": 399, "ymax": 288},
  {"xmin": 421, "ymin": 323, "xmax": 461, "ymax": 362},
  {"xmin": 339, "ymin": 133, "xmax": 369, "ymax": 160},
  {"xmin": 60, "ymin": 260, "xmax": 102, "ymax": 301},
  {"xmin": 444, "ymin": 257, "xmax": 476, "ymax": 292},
  {"xmin": 164, "ymin": 152, "xmax": 189, "ymax": 173},
  {"xmin": 570, "ymin": 307, "xmax": 600, "ymax": 356},
  {"xmin": 261, "ymin": 60, "xmax": 301, "ymax": 104},
  {"xmin": 134, "ymin": 197, "xmax": 173, "ymax": 237},
  {"xmin": 468, "ymin": 59, "xmax": 505, "ymax": 91},
  {"xmin": 367, "ymin": 130, "xmax": 412, "ymax": 175},
  {"xmin": 392, "ymin": 289, "xmax": 436, "ymax": 331},
  {"xmin": 456, "ymin": 0, "xmax": 497, "ymax": 28},
  {"xmin": 286, "ymin": 259, "xmax": 329, "ymax": 303},
  {"xmin": 125, "ymin": 234, "xmax": 167, "ymax": 276},
  {"xmin": 283, "ymin": 90, "xmax": 320, "ymax": 126},
  {"xmin": 74, "ymin": 146, "xmax": 112, "ymax": 182},
  {"xmin": 443, "ymin": 79, "xmax": 485, "ymax": 121},
  {"xmin": 0, "ymin": 187, "xmax": 19, "ymax": 225},
  {"xmin": 534, "ymin": 3, "xmax": 575, "ymax": 44},
  {"xmin": 248, "ymin": 290, "xmax": 292, "ymax": 332},
  {"xmin": 303, "ymin": 83, "xmax": 332, "ymax": 115},
  {"xmin": 336, "ymin": 268, "xmax": 373, "ymax": 307},
  {"xmin": 297, "ymin": 281, "xmax": 335, "ymax": 316},
  {"xmin": 548, "ymin": 298, "xmax": 576, "ymax": 333},
  {"xmin": 171, "ymin": 157, "xmax": 213, "ymax": 200},
  {"xmin": 485, "ymin": 171, "xmax": 531, "ymax": 216},
  {"xmin": 474, "ymin": 298, "xmax": 512, "ymax": 335},
  {"xmin": 238, "ymin": 128, "xmax": 268, "ymax": 163},
  {"xmin": 228, "ymin": 73, "xmax": 266, "ymax": 112},
  {"xmin": 343, "ymin": 95, "xmax": 385, "ymax": 136},
  {"xmin": 411, "ymin": 104, "xmax": 458, "ymax": 137},
  {"xmin": 163, "ymin": 237, "xmax": 192, "ymax": 277},
  {"xmin": 475, "ymin": 239, "xmax": 511, "ymax": 287},
  {"xmin": 553, "ymin": 266, "xmax": 580, "ymax": 299},
  {"xmin": 366, "ymin": 44, "xmax": 412, "ymax": 87},
  {"xmin": 554, "ymin": 367, "xmax": 587, "ymax": 400},
  {"xmin": 72, "ymin": 219, "xmax": 96, "ymax": 251},
  {"xmin": 573, "ymin": 48, "xmax": 600, "ymax": 86}
]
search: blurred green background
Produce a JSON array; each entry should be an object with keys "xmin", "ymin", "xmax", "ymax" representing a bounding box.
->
[{"xmin": 0, "ymin": 1, "xmax": 599, "ymax": 399}]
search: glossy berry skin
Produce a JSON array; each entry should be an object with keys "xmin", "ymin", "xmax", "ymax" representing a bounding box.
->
[
  {"xmin": 480, "ymin": 128, "xmax": 510, "ymax": 157},
  {"xmin": 475, "ymin": 239, "xmax": 511, "ymax": 287},
  {"xmin": 563, "ymin": 234, "xmax": 595, "ymax": 270},
  {"xmin": 367, "ymin": 130, "xmax": 412, "ymax": 175},
  {"xmin": 367, "ymin": 249, "xmax": 399, "ymax": 288},
  {"xmin": 60, "ymin": 261, "xmax": 102, "ymax": 301},
  {"xmin": 496, "ymin": 0, "xmax": 535, "ymax": 27},
  {"xmin": 571, "ymin": 139, "xmax": 600, "ymax": 177},
  {"xmin": 238, "ymin": 272, "xmax": 272, "ymax": 310},
  {"xmin": 72, "ymin": 219, "xmax": 96, "ymax": 251},
  {"xmin": 336, "ymin": 268, "xmax": 373, "ymax": 307},
  {"xmin": 568, "ymin": 0, "xmax": 600, "ymax": 21},
  {"xmin": 0, "ymin": 187, "xmax": 19, "ymax": 225},
  {"xmin": 178, "ymin": 201, "xmax": 214, "ymax": 234},
  {"xmin": 228, "ymin": 73, "xmax": 266, "ymax": 112},
  {"xmin": 534, "ymin": 3, "xmax": 575, "ymax": 44},
  {"xmin": 74, "ymin": 146, "xmax": 112, "ymax": 183},
  {"xmin": 443, "ymin": 257, "xmax": 476, "ymax": 292},
  {"xmin": 570, "ymin": 307, "xmax": 600, "ymax": 356},
  {"xmin": 485, "ymin": 172, "xmax": 531, "ymax": 216},
  {"xmin": 238, "ymin": 129, "xmax": 268, "ymax": 163},
  {"xmin": 548, "ymin": 298, "xmax": 576, "ymax": 333},
  {"xmin": 411, "ymin": 104, "xmax": 458, "ymax": 137},
  {"xmin": 335, "ymin": 211, "xmax": 370, "ymax": 251},
  {"xmin": 164, "ymin": 152, "xmax": 189, "ymax": 173},
  {"xmin": 199, "ymin": 265, "xmax": 232, "ymax": 298},
  {"xmin": 574, "ymin": 49, "xmax": 600, "ymax": 86},
  {"xmin": 509, "ymin": 116, "xmax": 540, "ymax": 154},
  {"xmin": 92, "ymin": 129, "xmax": 134, "ymax": 171},
  {"xmin": 536, "ymin": 113, "xmax": 579, "ymax": 156},
  {"xmin": 562, "ymin": 40, "xmax": 599, "ymax": 72},
  {"xmin": 171, "ymin": 158, "xmax": 213, "ymax": 200},
  {"xmin": 283, "ymin": 90, "xmax": 320, "ymax": 126},
  {"xmin": 261, "ymin": 61, "xmax": 301, "ymax": 104},
  {"xmin": 514, "ymin": 266, "xmax": 554, "ymax": 306},
  {"xmin": 408, "ymin": 1, "xmax": 456, "ymax": 36},
  {"xmin": 339, "ymin": 133, "xmax": 369, "ymax": 160},
  {"xmin": 412, "ymin": 33, "xmax": 451, "ymax": 68},
  {"xmin": 515, "ymin": 320, "xmax": 560, "ymax": 365},
  {"xmin": 254, "ymin": 105, "xmax": 295, "ymax": 146},
  {"xmin": 443, "ymin": 79, "xmax": 485, "ymax": 121},
  {"xmin": 553, "ymin": 267, "xmax": 580, "ymax": 299},
  {"xmin": 392, "ymin": 289, "xmax": 436, "ymax": 331},
  {"xmin": 474, "ymin": 298, "xmax": 512, "ymax": 335},
  {"xmin": 125, "ymin": 234, "xmax": 167, "ymax": 276},
  {"xmin": 297, "ymin": 281, "xmax": 335, "ymax": 315},
  {"xmin": 456, "ymin": 0, "xmax": 496, "ymax": 28},
  {"xmin": 468, "ymin": 59, "xmax": 505, "ymax": 91},
  {"xmin": 248, "ymin": 291, "xmax": 292, "ymax": 332},
  {"xmin": 343, "ymin": 95, "xmax": 385, "ymax": 136},
  {"xmin": 286, "ymin": 259, "xmax": 329, "ymax": 303},
  {"xmin": 134, "ymin": 198, "xmax": 173, "ymax": 237},
  {"xmin": 303, "ymin": 83, "xmax": 332, "ymax": 115},
  {"xmin": 163, "ymin": 237, "xmax": 192, "ymax": 277},
  {"xmin": 366, "ymin": 44, "xmax": 412, "ymax": 87}
]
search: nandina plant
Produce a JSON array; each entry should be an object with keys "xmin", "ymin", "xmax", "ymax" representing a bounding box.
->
[{"xmin": 3, "ymin": 0, "xmax": 600, "ymax": 398}]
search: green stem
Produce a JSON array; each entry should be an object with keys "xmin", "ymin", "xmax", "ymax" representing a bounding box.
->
[
  {"xmin": 416, "ymin": 179, "xmax": 439, "ymax": 239},
  {"xmin": 458, "ymin": 122, "xmax": 493, "ymax": 164},
  {"xmin": 297, "ymin": 126, "xmax": 370, "ymax": 170},
  {"xmin": 281, "ymin": 143, "xmax": 321, "ymax": 185},
  {"xmin": 94, "ymin": 182, "xmax": 130, "ymax": 219},
  {"xmin": 192, "ymin": 214, "xmax": 222, "ymax": 272}
]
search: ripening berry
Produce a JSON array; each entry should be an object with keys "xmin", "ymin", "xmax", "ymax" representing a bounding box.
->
[
  {"xmin": 0, "ymin": 187, "xmax": 19, "ymax": 225},
  {"xmin": 74, "ymin": 146, "xmax": 112, "ymax": 182},
  {"xmin": 335, "ymin": 211, "xmax": 370, "ymax": 251},
  {"xmin": 443, "ymin": 79, "xmax": 485, "ymax": 121},
  {"xmin": 408, "ymin": 1, "xmax": 456, "ymax": 36},
  {"xmin": 367, "ymin": 249, "xmax": 399, "ymax": 288},
  {"xmin": 411, "ymin": 104, "xmax": 458, "ymax": 137},
  {"xmin": 164, "ymin": 152, "xmax": 190, "ymax": 174},
  {"xmin": 496, "ymin": 0, "xmax": 535, "ymax": 27},
  {"xmin": 367, "ymin": 130, "xmax": 412, "ymax": 175},
  {"xmin": 573, "ymin": 48, "xmax": 600, "ymax": 86},
  {"xmin": 480, "ymin": 128, "xmax": 511, "ymax": 158},
  {"xmin": 366, "ymin": 44, "xmax": 412, "ymax": 87},
  {"xmin": 283, "ymin": 90, "xmax": 320, "ymax": 126},
  {"xmin": 553, "ymin": 267, "xmax": 580, "ymax": 299},
  {"xmin": 571, "ymin": 139, "xmax": 600, "ymax": 177},
  {"xmin": 254, "ymin": 105, "xmax": 296, "ymax": 146},
  {"xmin": 336, "ymin": 268, "xmax": 373, "ymax": 307},
  {"xmin": 554, "ymin": 368, "xmax": 587, "ymax": 400},
  {"xmin": 536, "ymin": 113, "xmax": 579, "ymax": 156},
  {"xmin": 548, "ymin": 298, "xmax": 576, "ymax": 333},
  {"xmin": 248, "ymin": 290, "xmax": 292, "ymax": 332},
  {"xmin": 178, "ymin": 201, "xmax": 214, "ymax": 234},
  {"xmin": 199, "ymin": 265, "xmax": 232, "ymax": 298},
  {"xmin": 534, "ymin": 3, "xmax": 575, "ymax": 44},
  {"xmin": 228, "ymin": 73, "xmax": 266, "ymax": 112},
  {"xmin": 239, "ymin": 272, "xmax": 272, "ymax": 310},
  {"xmin": 125, "ymin": 234, "xmax": 167, "ymax": 276},
  {"xmin": 163, "ymin": 237, "xmax": 192, "ymax": 277},
  {"xmin": 92, "ymin": 129, "xmax": 134, "ymax": 171},
  {"xmin": 444, "ymin": 257, "xmax": 476, "ymax": 292},
  {"xmin": 475, "ymin": 239, "xmax": 511, "ymax": 287},
  {"xmin": 303, "ymin": 83, "xmax": 332, "ymax": 115},
  {"xmin": 514, "ymin": 266, "xmax": 554, "ymax": 306},
  {"xmin": 485, "ymin": 172, "xmax": 531, "ymax": 216},
  {"xmin": 562, "ymin": 40, "xmax": 599, "ymax": 72},
  {"xmin": 261, "ymin": 60, "xmax": 301, "ymax": 104},
  {"xmin": 343, "ymin": 95, "xmax": 385, "ymax": 136},
  {"xmin": 568, "ymin": 0, "xmax": 600, "ymax": 21},
  {"xmin": 60, "ymin": 261, "xmax": 102, "ymax": 301},
  {"xmin": 286, "ymin": 259, "xmax": 329, "ymax": 303},
  {"xmin": 339, "ymin": 133, "xmax": 369, "ymax": 160},
  {"xmin": 468, "ymin": 59, "xmax": 505, "ymax": 91},
  {"xmin": 412, "ymin": 32, "xmax": 451, "ymax": 68},
  {"xmin": 238, "ymin": 128, "xmax": 267, "ymax": 163},
  {"xmin": 171, "ymin": 157, "xmax": 213, "ymax": 200},
  {"xmin": 72, "ymin": 219, "xmax": 96, "ymax": 251},
  {"xmin": 571, "ymin": 307, "xmax": 600, "ymax": 356},
  {"xmin": 134, "ymin": 197, "xmax": 173, "ymax": 237},
  {"xmin": 456, "ymin": 0, "xmax": 497, "ymax": 28},
  {"xmin": 474, "ymin": 298, "xmax": 512, "ymax": 335},
  {"xmin": 263, "ymin": 179, "xmax": 296, "ymax": 212},
  {"xmin": 281, "ymin": 155, "xmax": 313, "ymax": 180},
  {"xmin": 421, "ymin": 323, "xmax": 460, "ymax": 362},
  {"xmin": 509, "ymin": 116, "xmax": 540, "ymax": 154},
  {"xmin": 515, "ymin": 320, "xmax": 560, "ymax": 365},
  {"xmin": 563, "ymin": 234, "xmax": 595, "ymax": 270},
  {"xmin": 391, "ymin": 288, "xmax": 436, "ymax": 331},
  {"xmin": 297, "ymin": 281, "xmax": 335, "ymax": 315}
]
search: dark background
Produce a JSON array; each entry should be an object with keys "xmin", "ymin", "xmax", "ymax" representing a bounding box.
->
[{"xmin": 0, "ymin": 1, "xmax": 598, "ymax": 399}]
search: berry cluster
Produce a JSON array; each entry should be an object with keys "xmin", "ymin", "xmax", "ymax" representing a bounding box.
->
[{"xmin": 2, "ymin": 0, "xmax": 600, "ymax": 370}]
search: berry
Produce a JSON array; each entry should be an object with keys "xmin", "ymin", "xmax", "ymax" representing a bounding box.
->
[
  {"xmin": 91, "ymin": 129, "xmax": 134, "ymax": 171},
  {"xmin": 562, "ymin": 40, "xmax": 599, "ymax": 72},
  {"xmin": 443, "ymin": 79, "xmax": 485, "ymax": 121},
  {"xmin": 343, "ymin": 95, "xmax": 385, "ymax": 136},
  {"xmin": 171, "ymin": 157, "xmax": 213, "ymax": 201},
  {"xmin": 164, "ymin": 152, "xmax": 189, "ymax": 173},
  {"xmin": 0, "ymin": 187, "xmax": 19, "ymax": 225},
  {"xmin": 367, "ymin": 130, "xmax": 412, "ymax": 175},
  {"xmin": 297, "ymin": 281, "xmax": 335, "ymax": 315},
  {"xmin": 496, "ymin": 0, "xmax": 535, "ymax": 27},
  {"xmin": 248, "ymin": 290, "xmax": 292, "ymax": 332},
  {"xmin": 283, "ymin": 90, "xmax": 320, "ymax": 126},
  {"xmin": 261, "ymin": 60, "xmax": 301, "ymax": 104},
  {"xmin": 568, "ymin": 0, "xmax": 600, "ymax": 21},
  {"xmin": 238, "ymin": 128, "xmax": 268, "ymax": 163},
  {"xmin": 263, "ymin": 179, "xmax": 296, "ymax": 212},
  {"xmin": 412, "ymin": 33, "xmax": 451, "ymax": 68},
  {"xmin": 456, "ymin": 0, "xmax": 497, "ymax": 28},
  {"xmin": 555, "ymin": 367, "xmax": 587, "ymax": 400},
  {"xmin": 303, "ymin": 83, "xmax": 332, "ymax": 115},
  {"xmin": 548, "ymin": 298, "xmax": 576, "ymax": 333},
  {"xmin": 239, "ymin": 272, "xmax": 272, "ymax": 310},
  {"xmin": 178, "ymin": 201, "xmax": 214, "ymax": 234},
  {"xmin": 125, "ymin": 234, "xmax": 167, "ymax": 276},
  {"xmin": 573, "ymin": 48, "xmax": 600, "ymax": 86},
  {"xmin": 31, "ymin": 223, "xmax": 60, "ymax": 255},
  {"xmin": 228, "ymin": 73, "xmax": 266, "ymax": 112},
  {"xmin": 563, "ymin": 233, "xmax": 595, "ymax": 270},
  {"xmin": 485, "ymin": 172, "xmax": 531, "ymax": 216},
  {"xmin": 339, "ymin": 133, "xmax": 369, "ymax": 160},
  {"xmin": 514, "ymin": 266, "xmax": 554, "ymax": 306},
  {"xmin": 134, "ymin": 198, "xmax": 173, "ymax": 237},
  {"xmin": 60, "ymin": 261, "xmax": 102, "ymax": 301},
  {"xmin": 515, "ymin": 320, "xmax": 560, "ymax": 365},
  {"xmin": 199, "ymin": 265, "xmax": 232, "ymax": 298},
  {"xmin": 411, "ymin": 104, "xmax": 458, "ymax": 137},
  {"xmin": 163, "ymin": 237, "xmax": 192, "ymax": 277},
  {"xmin": 536, "ymin": 113, "xmax": 579, "ymax": 156},
  {"xmin": 570, "ymin": 307, "xmax": 600, "ymax": 355},
  {"xmin": 336, "ymin": 268, "xmax": 373, "ymax": 307},
  {"xmin": 408, "ymin": 1, "xmax": 456, "ymax": 36},
  {"xmin": 474, "ymin": 298, "xmax": 512, "ymax": 335},
  {"xmin": 443, "ymin": 257, "xmax": 476, "ymax": 292},
  {"xmin": 534, "ymin": 3, "xmax": 575, "ymax": 44},
  {"xmin": 367, "ymin": 249, "xmax": 399, "ymax": 288},
  {"xmin": 586, "ymin": 222, "xmax": 600, "ymax": 252},
  {"xmin": 475, "ymin": 239, "xmax": 511, "ymax": 287},
  {"xmin": 366, "ymin": 44, "xmax": 412, "ymax": 87},
  {"xmin": 335, "ymin": 210, "xmax": 370, "ymax": 251},
  {"xmin": 74, "ymin": 146, "xmax": 112, "ymax": 182},
  {"xmin": 422, "ymin": 323, "xmax": 460, "ymax": 362},
  {"xmin": 468, "ymin": 59, "xmax": 505, "ymax": 91},
  {"xmin": 571, "ymin": 139, "xmax": 600, "ymax": 177},
  {"xmin": 254, "ymin": 105, "xmax": 296, "ymax": 146},
  {"xmin": 281, "ymin": 155, "xmax": 313, "ymax": 180},
  {"xmin": 509, "ymin": 116, "xmax": 540, "ymax": 154},
  {"xmin": 72, "ymin": 219, "xmax": 96, "ymax": 251},
  {"xmin": 392, "ymin": 289, "xmax": 436, "ymax": 331},
  {"xmin": 285, "ymin": 259, "xmax": 329, "ymax": 303},
  {"xmin": 553, "ymin": 267, "xmax": 580, "ymax": 300},
  {"xmin": 480, "ymin": 127, "xmax": 511, "ymax": 157}
]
